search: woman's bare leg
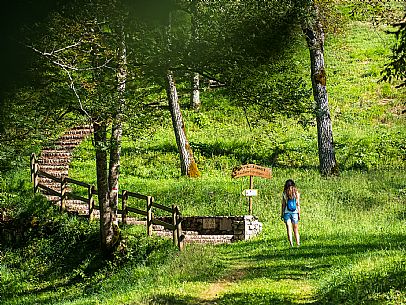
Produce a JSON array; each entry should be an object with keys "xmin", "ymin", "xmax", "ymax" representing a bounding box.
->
[
  {"xmin": 293, "ymin": 223, "xmax": 300, "ymax": 246},
  {"xmin": 285, "ymin": 221, "xmax": 293, "ymax": 246}
]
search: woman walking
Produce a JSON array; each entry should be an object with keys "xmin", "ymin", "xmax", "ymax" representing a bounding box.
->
[{"xmin": 281, "ymin": 179, "xmax": 300, "ymax": 247}]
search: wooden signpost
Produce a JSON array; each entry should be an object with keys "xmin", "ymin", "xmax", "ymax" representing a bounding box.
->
[{"xmin": 232, "ymin": 164, "xmax": 272, "ymax": 214}]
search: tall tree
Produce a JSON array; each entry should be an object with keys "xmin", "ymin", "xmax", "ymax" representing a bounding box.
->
[
  {"xmin": 25, "ymin": 0, "xmax": 134, "ymax": 254},
  {"xmin": 183, "ymin": 0, "xmax": 339, "ymax": 176},
  {"xmin": 189, "ymin": 0, "xmax": 201, "ymax": 111},
  {"xmin": 166, "ymin": 70, "xmax": 200, "ymax": 177},
  {"xmin": 165, "ymin": 10, "xmax": 200, "ymax": 177},
  {"xmin": 302, "ymin": 3, "xmax": 338, "ymax": 176}
]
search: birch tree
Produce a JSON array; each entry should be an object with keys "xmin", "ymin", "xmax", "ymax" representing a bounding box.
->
[{"xmin": 26, "ymin": 0, "xmax": 131, "ymax": 255}]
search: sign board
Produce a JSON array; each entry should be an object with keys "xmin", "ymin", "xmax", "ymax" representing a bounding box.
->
[
  {"xmin": 232, "ymin": 164, "xmax": 272, "ymax": 179},
  {"xmin": 242, "ymin": 189, "xmax": 258, "ymax": 197}
]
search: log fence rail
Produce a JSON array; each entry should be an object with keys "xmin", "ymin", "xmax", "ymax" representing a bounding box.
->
[{"xmin": 30, "ymin": 153, "xmax": 183, "ymax": 250}]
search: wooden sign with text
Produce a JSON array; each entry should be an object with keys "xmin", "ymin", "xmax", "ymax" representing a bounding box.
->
[{"xmin": 232, "ymin": 164, "xmax": 272, "ymax": 179}]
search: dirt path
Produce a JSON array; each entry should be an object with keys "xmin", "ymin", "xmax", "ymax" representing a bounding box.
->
[
  {"xmin": 198, "ymin": 262, "xmax": 248, "ymax": 304},
  {"xmin": 195, "ymin": 256, "xmax": 316, "ymax": 305}
]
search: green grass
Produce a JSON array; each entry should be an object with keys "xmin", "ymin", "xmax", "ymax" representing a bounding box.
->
[{"xmin": 1, "ymin": 19, "xmax": 406, "ymax": 305}]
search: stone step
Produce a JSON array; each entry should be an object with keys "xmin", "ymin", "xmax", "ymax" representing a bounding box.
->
[
  {"xmin": 66, "ymin": 202, "xmax": 89, "ymax": 212},
  {"xmin": 184, "ymin": 234, "xmax": 234, "ymax": 244},
  {"xmin": 38, "ymin": 164, "xmax": 69, "ymax": 171},
  {"xmin": 42, "ymin": 195, "xmax": 61, "ymax": 202},
  {"xmin": 54, "ymin": 140, "xmax": 83, "ymax": 147},
  {"xmin": 38, "ymin": 173, "xmax": 69, "ymax": 180},
  {"xmin": 41, "ymin": 184, "xmax": 70, "ymax": 191},
  {"xmin": 43, "ymin": 144, "xmax": 79, "ymax": 151},
  {"xmin": 64, "ymin": 129, "xmax": 93, "ymax": 136},
  {"xmin": 59, "ymin": 133, "xmax": 92, "ymax": 140},
  {"xmin": 40, "ymin": 150, "xmax": 72, "ymax": 158},
  {"xmin": 39, "ymin": 170, "xmax": 68, "ymax": 177},
  {"xmin": 38, "ymin": 158, "xmax": 70, "ymax": 165},
  {"xmin": 38, "ymin": 178, "xmax": 64, "ymax": 185},
  {"xmin": 153, "ymin": 229, "xmax": 234, "ymax": 244}
]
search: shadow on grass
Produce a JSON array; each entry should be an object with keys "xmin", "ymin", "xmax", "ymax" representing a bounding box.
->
[
  {"xmin": 315, "ymin": 267, "xmax": 406, "ymax": 305},
  {"xmin": 215, "ymin": 232, "xmax": 406, "ymax": 304},
  {"xmin": 146, "ymin": 232, "xmax": 406, "ymax": 305},
  {"xmin": 150, "ymin": 292, "xmax": 299, "ymax": 305},
  {"xmin": 2, "ymin": 223, "xmax": 404, "ymax": 305}
]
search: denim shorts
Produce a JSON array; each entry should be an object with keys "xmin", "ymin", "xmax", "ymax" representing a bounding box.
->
[{"xmin": 283, "ymin": 212, "xmax": 299, "ymax": 224}]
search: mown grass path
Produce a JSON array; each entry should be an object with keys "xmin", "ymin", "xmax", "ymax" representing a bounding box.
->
[
  {"xmin": 193, "ymin": 242, "xmax": 319, "ymax": 305},
  {"xmin": 154, "ymin": 223, "xmax": 405, "ymax": 305},
  {"xmin": 197, "ymin": 260, "xmax": 250, "ymax": 304}
]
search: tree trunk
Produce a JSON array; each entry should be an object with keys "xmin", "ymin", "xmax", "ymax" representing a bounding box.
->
[
  {"xmin": 190, "ymin": 72, "xmax": 201, "ymax": 111},
  {"xmin": 190, "ymin": 1, "xmax": 201, "ymax": 111},
  {"xmin": 94, "ymin": 29, "xmax": 126, "ymax": 256},
  {"xmin": 166, "ymin": 70, "xmax": 200, "ymax": 177},
  {"xmin": 93, "ymin": 121, "xmax": 115, "ymax": 254},
  {"xmin": 303, "ymin": 5, "xmax": 338, "ymax": 176},
  {"xmin": 107, "ymin": 27, "xmax": 127, "ymax": 242}
]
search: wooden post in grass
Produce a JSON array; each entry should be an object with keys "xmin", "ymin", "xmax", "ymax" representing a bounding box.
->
[
  {"xmin": 31, "ymin": 154, "xmax": 39, "ymax": 193},
  {"xmin": 172, "ymin": 204, "xmax": 178, "ymax": 247},
  {"xmin": 88, "ymin": 185, "xmax": 95, "ymax": 221},
  {"xmin": 122, "ymin": 190, "xmax": 128, "ymax": 225},
  {"xmin": 60, "ymin": 177, "xmax": 67, "ymax": 212},
  {"xmin": 175, "ymin": 205, "xmax": 183, "ymax": 251},
  {"xmin": 147, "ymin": 196, "xmax": 153, "ymax": 236},
  {"xmin": 30, "ymin": 153, "xmax": 35, "ymax": 183},
  {"xmin": 249, "ymin": 175, "xmax": 254, "ymax": 214}
]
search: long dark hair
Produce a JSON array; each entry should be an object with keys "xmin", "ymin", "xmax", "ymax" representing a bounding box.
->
[{"xmin": 284, "ymin": 179, "xmax": 297, "ymax": 200}]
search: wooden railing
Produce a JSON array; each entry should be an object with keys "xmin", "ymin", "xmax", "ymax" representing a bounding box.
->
[{"xmin": 30, "ymin": 153, "xmax": 184, "ymax": 250}]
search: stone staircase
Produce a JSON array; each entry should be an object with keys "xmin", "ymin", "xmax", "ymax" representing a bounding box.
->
[
  {"xmin": 38, "ymin": 125, "xmax": 93, "ymax": 214},
  {"xmin": 36, "ymin": 126, "xmax": 261, "ymax": 245},
  {"xmin": 156, "ymin": 229, "xmax": 235, "ymax": 244}
]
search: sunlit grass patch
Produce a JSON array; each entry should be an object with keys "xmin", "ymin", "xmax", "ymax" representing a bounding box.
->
[{"xmin": 318, "ymin": 250, "xmax": 406, "ymax": 304}]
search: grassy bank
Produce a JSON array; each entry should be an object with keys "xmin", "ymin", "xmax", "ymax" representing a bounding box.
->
[{"xmin": 1, "ymin": 168, "xmax": 404, "ymax": 304}]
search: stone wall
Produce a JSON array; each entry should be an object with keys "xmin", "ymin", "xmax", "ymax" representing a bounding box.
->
[{"xmin": 157, "ymin": 215, "xmax": 262, "ymax": 243}]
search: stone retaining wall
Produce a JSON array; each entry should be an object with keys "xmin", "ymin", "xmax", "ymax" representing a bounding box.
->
[{"xmin": 158, "ymin": 215, "xmax": 262, "ymax": 243}]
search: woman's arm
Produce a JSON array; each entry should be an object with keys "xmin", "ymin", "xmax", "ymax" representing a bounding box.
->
[
  {"xmin": 297, "ymin": 192, "xmax": 301, "ymax": 219},
  {"xmin": 281, "ymin": 195, "xmax": 286, "ymax": 219}
]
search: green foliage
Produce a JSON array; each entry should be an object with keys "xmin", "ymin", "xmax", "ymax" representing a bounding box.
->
[
  {"xmin": 114, "ymin": 225, "xmax": 176, "ymax": 266},
  {"xmin": 0, "ymin": 170, "xmax": 178, "ymax": 305},
  {"xmin": 382, "ymin": 17, "xmax": 406, "ymax": 88},
  {"xmin": 227, "ymin": 64, "xmax": 313, "ymax": 125}
]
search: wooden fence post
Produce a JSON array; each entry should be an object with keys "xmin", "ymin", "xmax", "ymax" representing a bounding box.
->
[
  {"xmin": 147, "ymin": 196, "xmax": 153, "ymax": 236},
  {"xmin": 122, "ymin": 190, "xmax": 127, "ymax": 225},
  {"xmin": 175, "ymin": 205, "xmax": 183, "ymax": 251},
  {"xmin": 31, "ymin": 154, "xmax": 39, "ymax": 193},
  {"xmin": 88, "ymin": 185, "xmax": 95, "ymax": 221},
  {"xmin": 172, "ymin": 204, "xmax": 178, "ymax": 247},
  {"xmin": 30, "ymin": 153, "xmax": 35, "ymax": 183},
  {"xmin": 60, "ymin": 177, "xmax": 67, "ymax": 212}
]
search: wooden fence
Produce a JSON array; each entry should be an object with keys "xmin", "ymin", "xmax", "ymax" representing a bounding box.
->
[{"xmin": 30, "ymin": 153, "xmax": 184, "ymax": 250}]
